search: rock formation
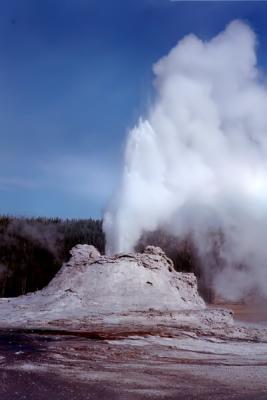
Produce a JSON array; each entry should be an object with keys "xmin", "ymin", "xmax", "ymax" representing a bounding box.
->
[
  {"xmin": 1, "ymin": 245, "xmax": 267, "ymax": 399},
  {"xmin": 0, "ymin": 245, "xmax": 234, "ymax": 331}
]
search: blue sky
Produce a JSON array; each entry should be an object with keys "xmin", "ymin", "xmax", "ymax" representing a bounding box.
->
[{"xmin": 1, "ymin": 0, "xmax": 267, "ymax": 219}]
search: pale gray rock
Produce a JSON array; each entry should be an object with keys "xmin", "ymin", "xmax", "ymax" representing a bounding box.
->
[
  {"xmin": 0, "ymin": 244, "xmax": 236, "ymax": 333},
  {"xmin": 69, "ymin": 244, "xmax": 101, "ymax": 264}
]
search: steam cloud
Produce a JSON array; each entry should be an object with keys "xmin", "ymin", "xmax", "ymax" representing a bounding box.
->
[{"xmin": 104, "ymin": 21, "xmax": 267, "ymax": 300}]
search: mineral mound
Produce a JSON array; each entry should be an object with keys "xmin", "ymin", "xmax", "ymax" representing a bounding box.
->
[{"xmin": 0, "ymin": 245, "xmax": 233, "ymax": 330}]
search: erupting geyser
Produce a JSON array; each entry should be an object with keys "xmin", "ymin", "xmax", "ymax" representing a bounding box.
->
[{"xmin": 104, "ymin": 20, "xmax": 267, "ymax": 300}]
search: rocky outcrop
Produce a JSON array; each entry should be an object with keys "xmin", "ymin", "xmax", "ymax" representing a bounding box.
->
[
  {"xmin": 48, "ymin": 244, "xmax": 205, "ymax": 312},
  {"xmin": 0, "ymin": 245, "xmax": 234, "ymax": 331}
]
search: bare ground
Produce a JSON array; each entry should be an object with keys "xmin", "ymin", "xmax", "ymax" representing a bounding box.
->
[{"xmin": 0, "ymin": 323, "xmax": 267, "ymax": 400}]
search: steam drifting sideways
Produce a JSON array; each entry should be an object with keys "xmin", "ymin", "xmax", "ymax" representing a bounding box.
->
[{"xmin": 104, "ymin": 21, "xmax": 267, "ymax": 301}]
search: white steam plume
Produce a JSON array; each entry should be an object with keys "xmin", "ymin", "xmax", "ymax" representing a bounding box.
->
[{"xmin": 104, "ymin": 20, "xmax": 267, "ymax": 300}]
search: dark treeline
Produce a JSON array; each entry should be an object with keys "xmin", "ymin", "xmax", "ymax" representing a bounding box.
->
[
  {"xmin": 0, "ymin": 216, "xmax": 104, "ymax": 297},
  {"xmin": 0, "ymin": 216, "xmax": 212, "ymax": 300}
]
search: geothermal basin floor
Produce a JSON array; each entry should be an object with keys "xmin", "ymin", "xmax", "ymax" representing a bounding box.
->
[
  {"xmin": 0, "ymin": 245, "xmax": 266, "ymax": 400},
  {"xmin": 0, "ymin": 316, "xmax": 267, "ymax": 400}
]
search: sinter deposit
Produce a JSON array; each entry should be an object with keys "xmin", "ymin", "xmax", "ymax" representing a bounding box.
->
[
  {"xmin": 0, "ymin": 245, "xmax": 234, "ymax": 330},
  {"xmin": 1, "ymin": 245, "xmax": 267, "ymax": 400}
]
